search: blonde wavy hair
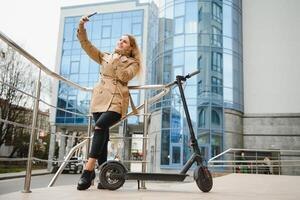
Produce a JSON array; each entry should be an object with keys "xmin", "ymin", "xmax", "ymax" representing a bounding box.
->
[{"xmin": 125, "ymin": 34, "xmax": 143, "ymax": 80}]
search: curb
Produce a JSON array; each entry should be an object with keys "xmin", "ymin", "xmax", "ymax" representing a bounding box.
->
[{"xmin": 0, "ymin": 172, "xmax": 51, "ymax": 180}]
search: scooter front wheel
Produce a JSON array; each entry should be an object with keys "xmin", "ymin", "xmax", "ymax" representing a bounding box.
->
[
  {"xmin": 194, "ymin": 166, "xmax": 213, "ymax": 192},
  {"xmin": 99, "ymin": 162, "xmax": 126, "ymax": 190}
]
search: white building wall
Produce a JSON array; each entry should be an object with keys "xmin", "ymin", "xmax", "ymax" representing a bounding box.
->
[{"xmin": 243, "ymin": 0, "xmax": 300, "ymax": 114}]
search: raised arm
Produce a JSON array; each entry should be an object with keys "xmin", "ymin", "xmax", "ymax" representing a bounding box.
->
[{"xmin": 77, "ymin": 15, "xmax": 103, "ymax": 64}]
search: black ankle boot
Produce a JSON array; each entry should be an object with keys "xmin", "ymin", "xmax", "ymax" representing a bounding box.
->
[{"xmin": 77, "ymin": 170, "xmax": 95, "ymax": 190}]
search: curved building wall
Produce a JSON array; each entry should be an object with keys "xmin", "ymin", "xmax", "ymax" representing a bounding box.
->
[{"xmin": 148, "ymin": 0, "xmax": 243, "ymax": 168}]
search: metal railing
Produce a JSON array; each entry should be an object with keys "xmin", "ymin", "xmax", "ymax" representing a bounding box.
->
[
  {"xmin": 0, "ymin": 30, "xmax": 175, "ymax": 191},
  {"xmin": 0, "ymin": 30, "xmax": 94, "ymax": 192},
  {"xmin": 208, "ymin": 148, "xmax": 300, "ymax": 176}
]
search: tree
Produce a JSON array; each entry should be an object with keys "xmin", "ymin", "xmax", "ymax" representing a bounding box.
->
[{"xmin": 0, "ymin": 43, "xmax": 36, "ymax": 152}]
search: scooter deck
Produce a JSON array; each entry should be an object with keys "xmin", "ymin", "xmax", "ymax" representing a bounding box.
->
[{"xmin": 126, "ymin": 172, "xmax": 188, "ymax": 181}]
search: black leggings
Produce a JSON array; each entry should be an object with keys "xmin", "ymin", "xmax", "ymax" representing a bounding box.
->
[{"xmin": 90, "ymin": 111, "xmax": 121, "ymax": 166}]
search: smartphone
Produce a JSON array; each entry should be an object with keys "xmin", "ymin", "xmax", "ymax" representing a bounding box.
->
[{"xmin": 88, "ymin": 12, "xmax": 97, "ymax": 18}]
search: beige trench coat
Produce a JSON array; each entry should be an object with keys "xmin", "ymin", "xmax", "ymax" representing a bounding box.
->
[{"xmin": 77, "ymin": 26, "xmax": 139, "ymax": 118}]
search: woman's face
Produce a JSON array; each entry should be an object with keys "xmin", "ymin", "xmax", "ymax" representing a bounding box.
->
[{"xmin": 116, "ymin": 35, "xmax": 131, "ymax": 51}]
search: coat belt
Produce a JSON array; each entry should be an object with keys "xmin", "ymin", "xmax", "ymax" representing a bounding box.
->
[{"xmin": 100, "ymin": 74, "xmax": 138, "ymax": 115}]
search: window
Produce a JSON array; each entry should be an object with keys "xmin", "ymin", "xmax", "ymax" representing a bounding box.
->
[
  {"xmin": 185, "ymin": 34, "xmax": 197, "ymax": 46},
  {"xmin": 70, "ymin": 61, "xmax": 79, "ymax": 74},
  {"xmin": 92, "ymin": 21, "xmax": 101, "ymax": 40},
  {"xmin": 102, "ymin": 26, "xmax": 111, "ymax": 38},
  {"xmin": 197, "ymin": 56, "xmax": 202, "ymax": 71},
  {"xmin": 58, "ymin": 10, "xmax": 144, "ymax": 124},
  {"xmin": 198, "ymin": 7, "xmax": 202, "ymax": 22},
  {"xmin": 211, "ymin": 110, "xmax": 220, "ymax": 125},
  {"xmin": 212, "ymin": 52, "xmax": 222, "ymax": 73},
  {"xmin": 174, "ymin": 3, "xmax": 184, "ymax": 17},
  {"xmin": 185, "ymin": 2, "xmax": 197, "ymax": 33},
  {"xmin": 122, "ymin": 18, "xmax": 132, "ymax": 34},
  {"xmin": 172, "ymin": 146, "xmax": 181, "ymax": 164},
  {"xmin": 212, "ymin": 26, "xmax": 222, "ymax": 46},
  {"xmin": 197, "ymin": 80, "xmax": 202, "ymax": 95},
  {"xmin": 211, "ymin": 76, "xmax": 223, "ymax": 95},
  {"xmin": 132, "ymin": 23, "xmax": 142, "ymax": 35},
  {"xmin": 174, "ymin": 35, "xmax": 184, "ymax": 48},
  {"xmin": 198, "ymin": 109, "xmax": 205, "ymax": 128},
  {"xmin": 67, "ymin": 95, "xmax": 77, "ymax": 108},
  {"xmin": 61, "ymin": 56, "xmax": 70, "ymax": 75},
  {"xmin": 161, "ymin": 130, "xmax": 170, "ymax": 165},
  {"xmin": 212, "ymin": 2, "xmax": 222, "ymax": 23},
  {"xmin": 162, "ymin": 108, "xmax": 171, "ymax": 128},
  {"xmin": 173, "ymin": 52, "xmax": 184, "ymax": 66},
  {"xmin": 175, "ymin": 17, "xmax": 184, "ymax": 34},
  {"xmin": 112, "ymin": 19, "xmax": 122, "ymax": 37},
  {"xmin": 64, "ymin": 23, "xmax": 74, "ymax": 42}
]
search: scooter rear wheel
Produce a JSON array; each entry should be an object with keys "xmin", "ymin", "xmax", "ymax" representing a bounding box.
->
[
  {"xmin": 99, "ymin": 162, "xmax": 125, "ymax": 190},
  {"xmin": 194, "ymin": 166, "xmax": 213, "ymax": 192}
]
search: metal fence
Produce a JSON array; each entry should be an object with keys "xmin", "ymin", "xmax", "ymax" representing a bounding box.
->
[
  {"xmin": 0, "ymin": 30, "xmax": 172, "ymax": 192},
  {"xmin": 208, "ymin": 148, "xmax": 300, "ymax": 176}
]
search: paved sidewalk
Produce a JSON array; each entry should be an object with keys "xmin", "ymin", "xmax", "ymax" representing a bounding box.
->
[
  {"xmin": 0, "ymin": 169, "xmax": 50, "ymax": 180},
  {"xmin": 1, "ymin": 174, "xmax": 300, "ymax": 200}
]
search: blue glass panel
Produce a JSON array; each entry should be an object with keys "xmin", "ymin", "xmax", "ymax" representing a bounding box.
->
[
  {"xmin": 184, "ymin": 51, "xmax": 197, "ymax": 76},
  {"xmin": 56, "ymin": 118, "xmax": 65, "ymax": 123},
  {"xmin": 173, "ymin": 51, "xmax": 184, "ymax": 66},
  {"xmin": 174, "ymin": 3, "xmax": 184, "ymax": 17},
  {"xmin": 101, "ymin": 38, "xmax": 110, "ymax": 47},
  {"xmin": 80, "ymin": 55, "xmax": 89, "ymax": 73},
  {"xmin": 64, "ymin": 23, "xmax": 74, "ymax": 41},
  {"xmin": 113, "ymin": 13, "xmax": 122, "ymax": 18},
  {"xmin": 132, "ymin": 10, "xmax": 142, "ymax": 17},
  {"xmin": 63, "ymin": 41, "xmax": 72, "ymax": 50},
  {"xmin": 174, "ymin": 35, "xmax": 184, "ymax": 48},
  {"xmin": 65, "ymin": 17, "xmax": 74, "ymax": 23},
  {"xmin": 92, "ymin": 21, "xmax": 101, "ymax": 40},
  {"xmin": 102, "ymin": 26, "xmax": 111, "ymax": 38},
  {"xmin": 185, "ymin": 34, "xmax": 197, "ymax": 46},
  {"xmin": 89, "ymin": 73, "xmax": 98, "ymax": 82},
  {"xmin": 79, "ymin": 74, "xmax": 89, "ymax": 82},
  {"xmin": 161, "ymin": 130, "xmax": 170, "ymax": 165},
  {"xmin": 174, "ymin": 17, "xmax": 184, "ymax": 34},
  {"xmin": 103, "ymin": 13, "xmax": 112, "ymax": 20},
  {"xmin": 70, "ymin": 61, "xmax": 79, "ymax": 73},
  {"xmin": 61, "ymin": 56, "xmax": 70, "ymax": 75},
  {"xmin": 72, "ymin": 41, "xmax": 81, "ymax": 49},
  {"xmin": 162, "ymin": 108, "xmax": 171, "ymax": 128},
  {"xmin": 172, "ymin": 146, "xmax": 181, "ymax": 164},
  {"xmin": 112, "ymin": 19, "xmax": 122, "ymax": 37},
  {"xmin": 65, "ymin": 118, "xmax": 75, "ymax": 123},
  {"xmin": 132, "ymin": 23, "xmax": 142, "ymax": 35},
  {"xmin": 70, "ymin": 74, "xmax": 79, "ymax": 83},
  {"xmin": 122, "ymin": 18, "xmax": 132, "ymax": 34},
  {"xmin": 89, "ymin": 61, "xmax": 99, "ymax": 74}
]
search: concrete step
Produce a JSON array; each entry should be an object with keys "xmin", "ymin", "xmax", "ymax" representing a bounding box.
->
[{"xmin": 1, "ymin": 174, "xmax": 299, "ymax": 200}]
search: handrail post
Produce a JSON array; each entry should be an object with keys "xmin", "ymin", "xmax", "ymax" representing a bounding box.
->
[
  {"xmin": 23, "ymin": 69, "xmax": 41, "ymax": 193},
  {"xmin": 85, "ymin": 115, "xmax": 93, "ymax": 162},
  {"xmin": 141, "ymin": 97, "xmax": 149, "ymax": 189},
  {"xmin": 233, "ymin": 151, "xmax": 236, "ymax": 173},
  {"xmin": 255, "ymin": 151, "xmax": 258, "ymax": 174}
]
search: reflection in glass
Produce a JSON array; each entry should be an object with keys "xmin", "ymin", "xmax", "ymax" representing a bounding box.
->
[{"xmin": 57, "ymin": 10, "xmax": 144, "ymax": 124}]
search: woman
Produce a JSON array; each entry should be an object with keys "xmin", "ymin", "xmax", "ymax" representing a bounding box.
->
[{"xmin": 76, "ymin": 15, "xmax": 141, "ymax": 190}]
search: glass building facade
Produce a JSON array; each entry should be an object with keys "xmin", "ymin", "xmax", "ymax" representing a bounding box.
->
[
  {"xmin": 56, "ymin": 10, "xmax": 144, "ymax": 125},
  {"xmin": 149, "ymin": 0, "xmax": 243, "ymax": 167}
]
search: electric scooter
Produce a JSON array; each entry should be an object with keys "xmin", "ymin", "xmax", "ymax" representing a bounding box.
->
[{"xmin": 98, "ymin": 70, "xmax": 213, "ymax": 192}]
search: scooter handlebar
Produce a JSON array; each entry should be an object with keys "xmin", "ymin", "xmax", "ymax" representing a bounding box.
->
[
  {"xmin": 185, "ymin": 70, "xmax": 200, "ymax": 79},
  {"xmin": 165, "ymin": 70, "xmax": 200, "ymax": 88}
]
